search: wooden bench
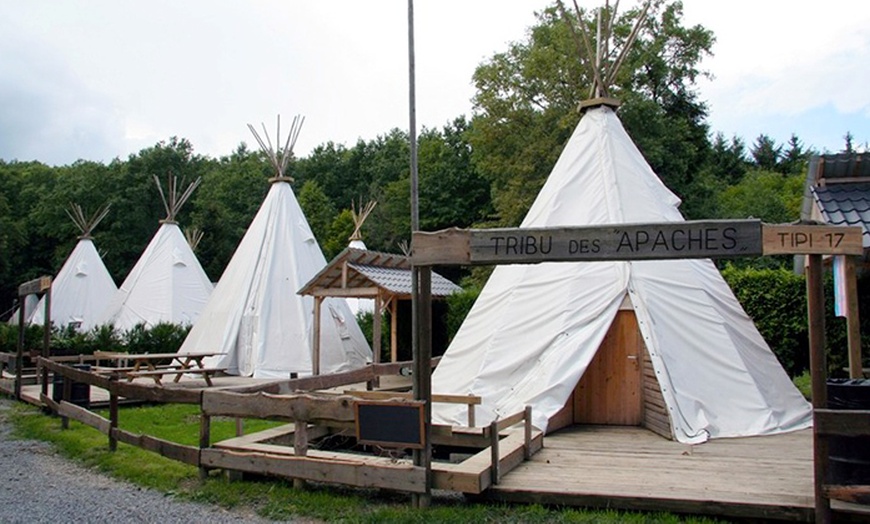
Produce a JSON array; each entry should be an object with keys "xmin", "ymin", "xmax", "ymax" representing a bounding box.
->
[{"xmin": 125, "ymin": 367, "xmax": 227, "ymax": 387}]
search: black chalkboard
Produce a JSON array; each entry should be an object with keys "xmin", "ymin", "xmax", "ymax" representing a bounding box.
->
[{"xmin": 355, "ymin": 401, "xmax": 425, "ymax": 449}]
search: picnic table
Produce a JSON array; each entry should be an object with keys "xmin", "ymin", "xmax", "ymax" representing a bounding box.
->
[{"xmin": 93, "ymin": 351, "xmax": 225, "ymax": 386}]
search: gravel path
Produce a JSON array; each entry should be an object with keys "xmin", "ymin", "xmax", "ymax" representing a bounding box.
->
[{"xmin": 0, "ymin": 398, "xmax": 281, "ymax": 524}]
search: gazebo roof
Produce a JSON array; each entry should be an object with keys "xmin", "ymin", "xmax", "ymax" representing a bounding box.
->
[{"xmin": 299, "ymin": 248, "xmax": 461, "ymax": 299}]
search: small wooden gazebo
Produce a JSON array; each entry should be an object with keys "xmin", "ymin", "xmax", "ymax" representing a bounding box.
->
[{"xmin": 299, "ymin": 248, "xmax": 461, "ymax": 367}]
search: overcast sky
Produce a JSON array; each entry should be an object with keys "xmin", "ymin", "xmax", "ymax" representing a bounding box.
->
[{"xmin": 1, "ymin": 1, "xmax": 868, "ymax": 166}]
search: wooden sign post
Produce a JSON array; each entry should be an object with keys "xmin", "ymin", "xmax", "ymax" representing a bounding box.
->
[{"xmin": 15, "ymin": 276, "xmax": 51, "ymax": 400}]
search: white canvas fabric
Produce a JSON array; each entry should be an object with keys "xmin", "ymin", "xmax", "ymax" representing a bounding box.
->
[
  {"xmin": 179, "ymin": 181, "xmax": 371, "ymax": 378},
  {"xmin": 7, "ymin": 294, "xmax": 39, "ymax": 326},
  {"xmin": 29, "ymin": 238, "xmax": 118, "ymax": 331},
  {"xmin": 345, "ymin": 238, "xmax": 375, "ymax": 316},
  {"xmin": 431, "ymin": 106, "xmax": 812, "ymax": 443},
  {"xmin": 97, "ymin": 223, "xmax": 213, "ymax": 331}
]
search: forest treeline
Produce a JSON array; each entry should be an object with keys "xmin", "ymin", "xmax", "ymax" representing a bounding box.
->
[{"xmin": 0, "ymin": 1, "xmax": 851, "ymax": 317}]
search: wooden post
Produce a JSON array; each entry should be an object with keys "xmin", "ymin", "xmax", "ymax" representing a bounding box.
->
[
  {"xmin": 312, "ymin": 296, "xmax": 323, "ymax": 376},
  {"xmin": 489, "ymin": 420, "xmax": 500, "ymax": 485},
  {"xmin": 807, "ymin": 254, "xmax": 831, "ymax": 524},
  {"xmin": 109, "ymin": 375, "xmax": 118, "ymax": 452},
  {"xmin": 390, "ymin": 299, "xmax": 398, "ymax": 363},
  {"xmin": 235, "ymin": 417, "xmax": 244, "ymax": 437},
  {"xmin": 373, "ymin": 293, "xmax": 382, "ymax": 365},
  {"xmin": 293, "ymin": 420, "xmax": 308, "ymax": 489},
  {"xmin": 15, "ymin": 302, "xmax": 25, "ymax": 401},
  {"xmin": 524, "ymin": 405, "xmax": 533, "ymax": 460},
  {"xmin": 845, "ymin": 255, "xmax": 863, "ymax": 379},
  {"xmin": 42, "ymin": 287, "xmax": 51, "ymax": 360},
  {"xmin": 412, "ymin": 265, "xmax": 432, "ymax": 508},
  {"xmin": 40, "ymin": 361, "xmax": 49, "ymax": 405},
  {"xmin": 199, "ymin": 412, "xmax": 211, "ymax": 480},
  {"xmin": 61, "ymin": 371, "xmax": 72, "ymax": 429}
]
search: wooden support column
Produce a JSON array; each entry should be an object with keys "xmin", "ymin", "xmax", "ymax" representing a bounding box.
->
[
  {"xmin": 412, "ymin": 265, "xmax": 432, "ymax": 508},
  {"xmin": 807, "ymin": 254, "xmax": 831, "ymax": 524},
  {"xmin": 373, "ymin": 293, "xmax": 382, "ymax": 365},
  {"xmin": 390, "ymin": 299, "xmax": 398, "ymax": 363},
  {"xmin": 109, "ymin": 375, "xmax": 118, "ymax": 452},
  {"xmin": 42, "ymin": 287, "xmax": 51, "ymax": 360},
  {"xmin": 293, "ymin": 421, "xmax": 308, "ymax": 489},
  {"xmin": 845, "ymin": 255, "xmax": 863, "ymax": 379},
  {"xmin": 524, "ymin": 406, "xmax": 533, "ymax": 460},
  {"xmin": 489, "ymin": 420, "xmax": 500, "ymax": 485},
  {"xmin": 312, "ymin": 296, "xmax": 323, "ymax": 376},
  {"xmin": 199, "ymin": 412, "xmax": 211, "ymax": 480},
  {"xmin": 61, "ymin": 373, "xmax": 72, "ymax": 429},
  {"xmin": 15, "ymin": 304, "xmax": 25, "ymax": 400}
]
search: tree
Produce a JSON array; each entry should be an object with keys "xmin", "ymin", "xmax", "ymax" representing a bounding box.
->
[
  {"xmin": 750, "ymin": 134, "xmax": 781, "ymax": 172},
  {"xmin": 708, "ymin": 132, "xmax": 748, "ymax": 184},
  {"xmin": 297, "ymin": 180, "xmax": 335, "ymax": 248},
  {"xmin": 780, "ymin": 134, "xmax": 811, "ymax": 176},
  {"xmin": 468, "ymin": 1, "xmax": 715, "ymax": 225}
]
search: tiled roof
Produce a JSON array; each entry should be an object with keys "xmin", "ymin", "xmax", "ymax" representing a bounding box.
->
[
  {"xmin": 812, "ymin": 183, "xmax": 870, "ymax": 247},
  {"xmin": 350, "ymin": 264, "xmax": 461, "ymax": 297},
  {"xmin": 815, "ymin": 152, "xmax": 870, "ymax": 180},
  {"xmin": 298, "ymin": 247, "xmax": 461, "ymax": 298}
]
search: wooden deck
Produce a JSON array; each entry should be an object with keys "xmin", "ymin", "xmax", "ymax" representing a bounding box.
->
[{"xmin": 485, "ymin": 425, "xmax": 816, "ymax": 521}]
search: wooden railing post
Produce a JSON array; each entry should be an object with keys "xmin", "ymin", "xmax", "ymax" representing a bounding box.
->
[
  {"xmin": 199, "ymin": 412, "xmax": 211, "ymax": 480},
  {"xmin": 524, "ymin": 406, "xmax": 533, "ymax": 460},
  {"xmin": 14, "ymin": 305, "xmax": 25, "ymax": 401},
  {"xmin": 109, "ymin": 374, "xmax": 119, "ymax": 452},
  {"xmin": 60, "ymin": 369, "xmax": 72, "ymax": 430},
  {"xmin": 293, "ymin": 420, "xmax": 308, "ymax": 489},
  {"xmin": 489, "ymin": 420, "xmax": 500, "ymax": 485}
]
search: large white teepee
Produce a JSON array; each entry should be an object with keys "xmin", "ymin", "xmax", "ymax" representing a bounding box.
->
[
  {"xmin": 180, "ymin": 116, "xmax": 371, "ymax": 378},
  {"xmin": 431, "ymin": 105, "xmax": 812, "ymax": 443},
  {"xmin": 97, "ymin": 177, "xmax": 213, "ymax": 331},
  {"xmin": 28, "ymin": 204, "xmax": 118, "ymax": 331}
]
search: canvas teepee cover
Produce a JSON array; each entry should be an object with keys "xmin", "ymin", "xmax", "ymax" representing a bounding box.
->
[
  {"xmin": 180, "ymin": 117, "xmax": 371, "ymax": 378},
  {"xmin": 346, "ymin": 200, "xmax": 377, "ymax": 316},
  {"xmin": 97, "ymin": 177, "xmax": 213, "ymax": 330},
  {"xmin": 29, "ymin": 204, "xmax": 118, "ymax": 331},
  {"xmin": 431, "ymin": 106, "xmax": 812, "ymax": 444}
]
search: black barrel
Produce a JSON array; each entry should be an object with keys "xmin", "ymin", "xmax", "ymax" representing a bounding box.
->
[
  {"xmin": 51, "ymin": 364, "xmax": 91, "ymax": 409},
  {"xmin": 826, "ymin": 378, "xmax": 870, "ymax": 485}
]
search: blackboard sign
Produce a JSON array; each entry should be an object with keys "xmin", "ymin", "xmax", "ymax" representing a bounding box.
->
[{"xmin": 355, "ymin": 401, "xmax": 425, "ymax": 449}]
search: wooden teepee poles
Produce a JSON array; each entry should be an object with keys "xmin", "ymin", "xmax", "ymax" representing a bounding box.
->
[
  {"xmin": 153, "ymin": 174, "xmax": 202, "ymax": 223},
  {"xmin": 65, "ymin": 203, "xmax": 111, "ymax": 239},
  {"xmin": 349, "ymin": 199, "xmax": 377, "ymax": 242},
  {"xmin": 556, "ymin": 0, "xmax": 652, "ymax": 100},
  {"xmin": 248, "ymin": 114, "xmax": 305, "ymax": 181}
]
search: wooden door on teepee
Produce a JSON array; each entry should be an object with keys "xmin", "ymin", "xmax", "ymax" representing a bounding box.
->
[{"xmin": 573, "ymin": 309, "xmax": 643, "ymax": 425}]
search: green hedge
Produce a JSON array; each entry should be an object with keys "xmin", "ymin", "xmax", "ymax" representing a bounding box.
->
[{"xmin": 0, "ymin": 322, "xmax": 190, "ymax": 356}]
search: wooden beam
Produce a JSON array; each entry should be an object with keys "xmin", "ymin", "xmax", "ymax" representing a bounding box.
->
[
  {"xmin": 58, "ymin": 400, "xmax": 111, "ymax": 435},
  {"xmin": 113, "ymin": 428, "xmax": 200, "ymax": 466},
  {"xmin": 814, "ymin": 409, "xmax": 870, "ymax": 437},
  {"xmin": 824, "ymin": 485, "xmax": 870, "ymax": 505},
  {"xmin": 202, "ymin": 390, "xmax": 357, "ymax": 424},
  {"xmin": 391, "ymin": 299, "xmax": 398, "ymax": 363},
  {"xmin": 308, "ymin": 287, "xmax": 381, "ymax": 298},
  {"xmin": 200, "ymin": 448, "xmax": 427, "ymax": 493},
  {"xmin": 18, "ymin": 276, "xmax": 51, "ymax": 296}
]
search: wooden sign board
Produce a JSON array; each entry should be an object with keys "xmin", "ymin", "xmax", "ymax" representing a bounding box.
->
[
  {"xmin": 412, "ymin": 222, "xmax": 864, "ymax": 266},
  {"xmin": 762, "ymin": 225, "xmax": 864, "ymax": 255},
  {"xmin": 355, "ymin": 401, "xmax": 425, "ymax": 449},
  {"xmin": 18, "ymin": 276, "xmax": 52, "ymax": 296}
]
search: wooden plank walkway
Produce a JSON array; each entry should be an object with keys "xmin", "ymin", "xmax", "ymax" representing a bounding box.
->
[{"xmin": 484, "ymin": 425, "xmax": 817, "ymax": 521}]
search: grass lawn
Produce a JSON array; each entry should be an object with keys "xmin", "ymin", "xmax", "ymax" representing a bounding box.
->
[{"xmin": 8, "ymin": 402, "xmax": 730, "ymax": 523}]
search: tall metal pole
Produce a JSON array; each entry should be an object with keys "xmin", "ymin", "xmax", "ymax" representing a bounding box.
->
[{"xmin": 408, "ymin": 0, "xmax": 431, "ymax": 509}]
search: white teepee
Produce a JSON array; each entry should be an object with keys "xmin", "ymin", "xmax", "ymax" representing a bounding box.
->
[
  {"xmin": 431, "ymin": 105, "xmax": 812, "ymax": 444},
  {"xmin": 180, "ymin": 116, "xmax": 371, "ymax": 378},
  {"xmin": 346, "ymin": 199, "xmax": 377, "ymax": 316},
  {"xmin": 28, "ymin": 204, "xmax": 118, "ymax": 331},
  {"xmin": 96, "ymin": 176, "xmax": 213, "ymax": 331}
]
